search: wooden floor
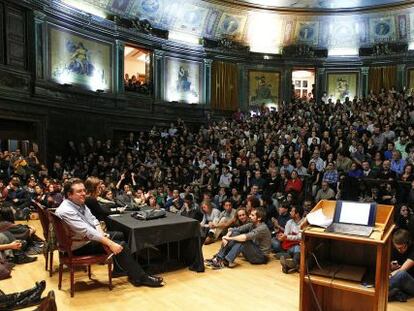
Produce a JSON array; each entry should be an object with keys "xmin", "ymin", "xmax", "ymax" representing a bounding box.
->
[{"xmin": 1, "ymin": 220, "xmax": 413, "ymax": 311}]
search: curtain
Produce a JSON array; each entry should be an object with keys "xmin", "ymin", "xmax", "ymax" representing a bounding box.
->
[
  {"xmin": 211, "ymin": 61, "xmax": 239, "ymax": 111},
  {"xmin": 382, "ymin": 66, "xmax": 397, "ymax": 91},
  {"xmin": 368, "ymin": 66, "xmax": 397, "ymax": 94}
]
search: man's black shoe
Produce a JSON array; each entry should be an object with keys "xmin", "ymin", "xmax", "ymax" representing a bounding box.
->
[{"xmin": 130, "ymin": 275, "xmax": 164, "ymax": 287}]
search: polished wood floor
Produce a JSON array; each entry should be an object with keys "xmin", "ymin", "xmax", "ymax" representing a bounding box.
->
[{"xmin": 1, "ymin": 220, "xmax": 413, "ymax": 311}]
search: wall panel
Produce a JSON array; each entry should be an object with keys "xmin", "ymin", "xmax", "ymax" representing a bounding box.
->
[
  {"xmin": 5, "ymin": 5, "xmax": 26, "ymax": 69},
  {"xmin": 0, "ymin": 2, "xmax": 4, "ymax": 64}
]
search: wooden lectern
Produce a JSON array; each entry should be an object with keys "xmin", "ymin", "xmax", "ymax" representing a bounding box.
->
[{"xmin": 299, "ymin": 200, "xmax": 395, "ymax": 311}]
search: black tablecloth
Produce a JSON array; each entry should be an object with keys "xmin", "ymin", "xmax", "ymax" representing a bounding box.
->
[{"xmin": 107, "ymin": 212, "xmax": 204, "ymax": 272}]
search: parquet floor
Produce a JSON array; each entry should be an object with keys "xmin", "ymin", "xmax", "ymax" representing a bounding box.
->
[{"xmin": 1, "ymin": 220, "xmax": 413, "ymax": 311}]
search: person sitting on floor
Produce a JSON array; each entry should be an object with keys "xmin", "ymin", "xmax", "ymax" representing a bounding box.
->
[
  {"xmin": 200, "ymin": 201, "xmax": 220, "ymax": 245},
  {"xmin": 56, "ymin": 178, "xmax": 164, "ymax": 287},
  {"xmin": 232, "ymin": 207, "xmax": 250, "ymax": 227},
  {"xmin": 271, "ymin": 201, "xmax": 290, "ymax": 234},
  {"xmin": 209, "ymin": 200, "xmax": 236, "ymax": 240},
  {"xmin": 206, "ymin": 207, "xmax": 271, "ymax": 269},
  {"xmin": 272, "ymin": 205, "xmax": 304, "ymax": 273},
  {"xmin": 389, "ymin": 229, "xmax": 414, "ymax": 302},
  {"xmin": 0, "ymin": 231, "xmax": 37, "ymax": 265}
]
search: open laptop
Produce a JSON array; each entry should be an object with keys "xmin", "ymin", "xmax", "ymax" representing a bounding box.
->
[{"xmin": 325, "ymin": 201, "xmax": 377, "ymax": 237}]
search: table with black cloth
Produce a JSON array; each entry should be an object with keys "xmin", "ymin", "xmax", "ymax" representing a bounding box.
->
[{"xmin": 107, "ymin": 212, "xmax": 204, "ymax": 272}]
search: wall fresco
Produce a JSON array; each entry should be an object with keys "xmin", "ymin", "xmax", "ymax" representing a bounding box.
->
[{"xmin": 79, "ymin": 0, "xmax": 414, "ymax": 51}]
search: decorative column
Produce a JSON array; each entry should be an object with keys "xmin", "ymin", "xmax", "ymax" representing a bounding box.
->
[
  {"xmin": 153, "ymin": 49, "xmax": 164, "ymax": 102},
  {"xmin": 239, "ymin": 63, "xmax": 249, "ymax": 111},
  {"xmin": 283, "ymin": 67, "xmax": 292, "ymax": 105},
  {"xmin": 33, "ymin": 11, "xmax": 46, "ymax": 80},
  {"xmin": 316, "ymin": 67, "xmax": 325, "ymax": 102},
  {"xmin": 361, "ymin": 67, "xmax": 369, "ymax": 98},
  {"xmin": 203, "ymin": 58, "xmax": 212, "ymax": 107},
  {"xmin": 397, "ymin": 64, "xmax": 406, "ymax": 90},
  {"xmin": 115, "ymin": 40, "xmax": 124, "ymax": 94}
]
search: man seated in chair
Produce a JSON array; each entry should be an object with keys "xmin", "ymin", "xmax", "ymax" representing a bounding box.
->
[
  {"xmin": 206, "ymin": 207, "xmax": 271, "ymax": 269},
  {"xmin": 56, "ymin": 178, "xmax": 164, "ymax": 287}
]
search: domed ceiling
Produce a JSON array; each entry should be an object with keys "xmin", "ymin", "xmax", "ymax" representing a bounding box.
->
[
  {"xmin": 69, "ymin": 0, "xmax": 414, "ymax": 54},
  {"xmin": 219, "ymin": 0, "xmax": 409, "ymax": 11}
]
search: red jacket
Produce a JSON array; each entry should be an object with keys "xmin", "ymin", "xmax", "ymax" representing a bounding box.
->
[{"xmin": 285, "ymin": 178, "xmax": 303, "ymax": 194}]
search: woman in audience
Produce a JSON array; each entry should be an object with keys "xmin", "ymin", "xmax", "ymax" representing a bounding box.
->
[
  {"xmin": 97, "ymin": 188, "xmax": 117, "ymax": 209},
  {"xmin": 347, "ymin": 162, "xmax": 363, "ymax": 179},
  {"xmin": 372, "ymin": 151, "xmax": 384, "ymax": 173},
  {"xmin": 85, "ymin": 177, "xmax": 122, "ymax": 223},
  {"xmin": 147, "ymin": 195, "xmax": 160, "ymax": 210},
  {"xmin": 396, "ymin": 204, "xmax": 414, "ymax": 236},
  {"xmin": 285, "ymin": 170, "xmax": 303, "ymax": 196},
  {"xmin": 307, "ymin": 161, "xmax": 320, "ymax": 197}
]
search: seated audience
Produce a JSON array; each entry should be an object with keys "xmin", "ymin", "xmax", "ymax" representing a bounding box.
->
[
  {"xmin": 315, "ymin": 181, "xmax": 336, "ymax": 202},
  {"xmin": 200, "ymin": 201, "xmax": 221, "ymax": 245},
  {"xmin": 209, "ymin": 200, "xmax": 236, "ymax": 239},
  {"xmin": 207, "ymin": 207, "xmax": 271, "ymax": 269},
  {"xmin": 272, "ymin": 206, "xmax": 304, "ymax": 273}
]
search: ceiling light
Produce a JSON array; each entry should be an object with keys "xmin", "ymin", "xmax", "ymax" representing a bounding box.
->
[
  {"xmin": 169, "ymin": 31, "xmax": 201, "ymax": 45},
  {"xmin": 328, "ymin": 48, "xmax": 359, "ymax": 57},
  {"xmin": 124, "ymin": 46, "xmax": 135, "ymax": 56}
]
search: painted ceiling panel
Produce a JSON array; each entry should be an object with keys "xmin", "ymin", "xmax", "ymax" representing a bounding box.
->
[
  {"xmin": 227, "ymin": 0, "xmax": 408, "ymax": 10},
  {"xmin": 72, "ymin": 0, "xmax": 414, "ymax": 53}
]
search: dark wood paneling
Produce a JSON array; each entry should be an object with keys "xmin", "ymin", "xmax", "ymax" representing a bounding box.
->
[
  {"xmin": 5, "ymin": 5, "xmax": 26, "ymax": 69},
  {"xmin": 0, "ymin": 2, "xmax": 4, "ymax": 64}
]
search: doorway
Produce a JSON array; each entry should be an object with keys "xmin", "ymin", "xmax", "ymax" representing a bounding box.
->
[
  {"xmin": 292, "ymin": 69, "xmax": 315, "ymax": 100},
  {"xmin": 0, "ymin": 118, "xmax": 40, "ymax": 156}
]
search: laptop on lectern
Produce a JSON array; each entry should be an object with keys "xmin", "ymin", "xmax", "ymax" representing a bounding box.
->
[{"xmin": 325, "ymin": 201, "xmax": 377, "ymax": 237}]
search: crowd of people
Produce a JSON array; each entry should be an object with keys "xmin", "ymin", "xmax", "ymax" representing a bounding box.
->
[
  {"xmin": 124, "ymin": 74, "xmax": 152, "ymax": 95},
  {"xmin": 1, "ymin": 87, "xmax": 414, "ymax": 302}
]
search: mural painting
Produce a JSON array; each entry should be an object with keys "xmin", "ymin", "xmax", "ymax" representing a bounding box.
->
[
  {"xmin": 49, "ymin": 27, "xmax": 112, "ymax": 91},
  {"xmin": 109, "ymin": 0, "xmax": 131, "ymax": 12},
  {"xmin": 369, "ymin": 17, "xmax": 395, "ymax": 42},
  {"xmin": 327, "ymin": 72, "xmax": 358, "ymax": 101},
  {"xmin": 175, "ymin": 4, "xmax": 209, "ymax": 34},
  {"xmin": 217, "ymin": 13, "xmax": 247, "ymax": 40},
  {"xmin": 295, "ymin": 21, "xmax": 319, "ymax": 45},
  {"xmin": 249, "ymin": 71, "xmax": 280, "ymax": 106},
  {"xmin": 165, "ymin": 58, "xmax": 201, "ymax": 104},
  {"xmin": 408, "ymin": 69, "xmax": 414, "ymax": 91}
]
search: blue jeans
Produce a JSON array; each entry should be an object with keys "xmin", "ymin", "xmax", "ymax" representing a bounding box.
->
[
  {"xmin": 271, "ymin": 237, "xmax": 300, "ymax": 265},
  {"xmin": 216, "ymin": 240, "xmax": 267, "ymax": 264},
  {"xmin": 390, "ymin": 270, "xmax": 414, "ymax": 297},
  {"xmin": 216, "ymin": 230, "xmax": 267, "ymax": 264}
]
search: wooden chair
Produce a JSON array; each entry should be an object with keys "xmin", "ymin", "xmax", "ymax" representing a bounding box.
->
[
  {"xmin": 34, "ymin": 202, "xmax": 55, "ymax": 276},
  {"xmin": 49, "ymin": 212, "xmax": 113, "ymax": 297}
]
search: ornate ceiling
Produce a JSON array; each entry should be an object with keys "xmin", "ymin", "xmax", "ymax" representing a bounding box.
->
[
  {"xmin": 216, "ymin": 0, "xmax": 410, "ymax": 11},
  {"xmin": 66, "ymin": 0, "xmax": 414, "ymax": 53}
]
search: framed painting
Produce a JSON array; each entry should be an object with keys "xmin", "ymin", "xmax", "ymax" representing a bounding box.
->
[
  {"xmin": 369, "ymin": 17, "xmax": 396, "ymax": 42},
  {"xmin": 295, "ymin": 21, "xmax": 319, "ymax": 45},
  {"xmin": 49, "ymin": 26, "xmax": 112, "ymax": 91},
  {"xmin": 248, "ymin": 70, "xmax": 280, "ymax": 106},
  {"xmin": 327, "ymin": 72, "xmax": 358, "ymax": 102},
  {"xmin": 164, "ymin": 57, "xmax": 201, "ymax": 104},
  {"xmin": 408, "ymin": 68, "xmax": 414, "ymax": 91}
]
